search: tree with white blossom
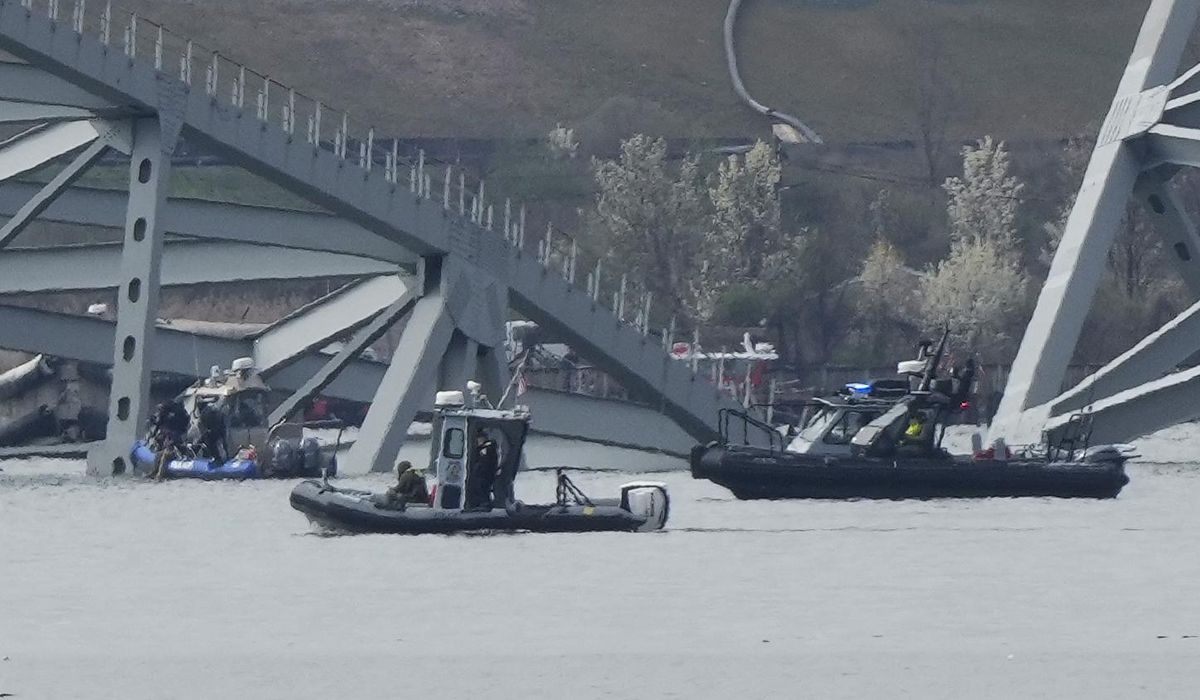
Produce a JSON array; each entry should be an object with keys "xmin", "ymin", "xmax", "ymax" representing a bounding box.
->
[
  {"xmin": 922, "ymin": 137, "xmax": 1029, "ymax": 357},
  {"xmin": 590, "ymin": 134, "xmax": 706, "ymax": 317}
]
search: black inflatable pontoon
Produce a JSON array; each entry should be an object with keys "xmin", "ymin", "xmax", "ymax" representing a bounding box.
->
[
  {"xmin": 290, "ymin": 390, "xmax": 669, "ymax": 534},
  {"xmin": 691, "ymin": 332, "xmax": 1132, "ymax": 500},
  {"xmin": 291, "ymin": 476, "xmax": 669, "ymax": 534},
  {"xmin": 691, "ymin": 443, "xmax": 1129, "ymax": 500}
]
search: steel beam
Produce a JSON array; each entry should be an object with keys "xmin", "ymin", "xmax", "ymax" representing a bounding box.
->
[
  {"xmin": 88, "ymin": 118, "xmax": 171, "ymax": 476},
  {"xmin": 0, "ymin": 137, "xmax": 109, "ymax": 249},
  {"xmin": 0, "ymin": 60, "xmax": 115, "ymax": 109},
  {"xmin": 476, "ymin": 345, "xmax": 510, "ymax": 406},
  {"xmin": 0, "ymin": 99, "xmax": 99, "ymax": 123},
  {"xmin": 0, "ymin": 2, "xmax": 748, "ymax": 447},
  {"xmin": 0, "ymin": 181, "xmax": 417, "ymax": 265},
  {"xmin": 1133, "ymin": 170, "xmax": 1200, "ymax": 296},
  {"xmin": 1051, "ymin": 297, "xmax": 1200, "ymax": 415},
  {"xmin": 0, "ymin": 183, "xmax": 415, "ymax": 266},
  {"xmin": 0, "ymin": 120, "xmax": 103, "ymax": 182},
  {"xmin": 991, "ymin": 0, "xmax": 1200, "ymax": 445},
  {"xmin": 252, "ymin": 275, "xmax": 410, "ymax": 372},
  {"xmin": 1144, "ymin": 124, "xmax": 1200, "ymax": 168},
  {"xmin": 0, "ymin": 239, "xmax": 395, "ymax": 293},
  {"xmin": 438, "ymin": 333, "xmax": 479, "ymax": 396},
  {"xmin": 267, "ymin": 290, "xmax": 417, "ymax": 425},
  {"xmin": 348, "ymin": 291, "xmax": 455, "ymax": 473},
  {"xmin": 0, "ymin": 303, "xmax": 386, "ymax": 402},
  {"xmin": 1047, "ymin": 364, "xmax": 1200, "ymax": 444}
]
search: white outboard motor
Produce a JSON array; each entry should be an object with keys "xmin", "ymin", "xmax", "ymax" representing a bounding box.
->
[{"xmin": 620, "ymin": 481, "xmax": 670, "ymax": 531}]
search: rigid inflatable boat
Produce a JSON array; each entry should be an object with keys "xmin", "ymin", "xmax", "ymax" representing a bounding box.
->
[
  {"xmin": 692, "ymin": 334, "xmax": 1131, "ymax": 500},
  {"xmin": 291, "ymin": 388, "xmax": 669, "ymax": 534}
]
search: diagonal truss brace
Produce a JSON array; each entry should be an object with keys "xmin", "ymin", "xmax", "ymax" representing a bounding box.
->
[
  {"xmin": 1051, "ymin": 296, "xmax": 1200, "ymax": 415},
  {"xmin": 0, "ymin": 119, "xmax": 128, "ymax": 182},
  {"xmin": 0, "ymin": 135, "xmax": 111, "ymax": 248},
  {"xmin": 268, "ymin": 288, "xmax": 417, "ymax": 426}
]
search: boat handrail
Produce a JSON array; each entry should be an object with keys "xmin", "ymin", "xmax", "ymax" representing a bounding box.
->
[{"xmin": 718, "ymin": 408, "xmax": 785, "ymax": 454}]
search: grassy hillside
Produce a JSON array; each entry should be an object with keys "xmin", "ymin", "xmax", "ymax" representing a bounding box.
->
[{"xmin": 118, "ymin": 0, "xmax": 1155, "ymax": 142}]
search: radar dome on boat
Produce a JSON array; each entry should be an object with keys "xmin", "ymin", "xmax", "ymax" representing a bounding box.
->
[
  {"xmin": 897, "ymin": 359, "xmax": 925, "ymax": 376},
  {"xmin": 435, "ymin": 390, "xmax": 465, "ymax": 407},
  {"xmin": 231, "ymin": 357, "xmax": 255, "ymax": 373}
]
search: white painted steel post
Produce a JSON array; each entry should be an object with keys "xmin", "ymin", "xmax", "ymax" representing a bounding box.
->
[
  {"xmin": 100, "ymin": 1, "xmax": 110, "ymax": 45},
  {"xmin": 154, "ymin": 26, "xmax": 162, "ymax": 71},
  {"xmin": 181, "ymin": 40, "xmax": 192, "ymax": 85}
]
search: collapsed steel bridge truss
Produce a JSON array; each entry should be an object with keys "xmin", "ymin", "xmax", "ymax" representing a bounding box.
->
[{"xmin": 0, "ymin": 0, "xmax": 742, "ymax": 474}]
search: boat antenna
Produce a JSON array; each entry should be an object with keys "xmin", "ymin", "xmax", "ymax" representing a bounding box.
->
[
  {"xmin": 918, "ymin": 327, "xmax": 950, "ymax": 393},
  {"xmin": 497, "ymin": 349, "xmax": 532, "ymax": 408}
]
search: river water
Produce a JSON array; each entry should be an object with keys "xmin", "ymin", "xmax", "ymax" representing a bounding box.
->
[{"xmin": 2, "ymin": 434, "xmax": 1199, "ymax": 699}]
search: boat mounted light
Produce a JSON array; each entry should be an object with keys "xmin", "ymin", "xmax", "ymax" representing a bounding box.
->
[{"xmin": 845, "ymin": 382, "xmax": 872, "ymax": 395}]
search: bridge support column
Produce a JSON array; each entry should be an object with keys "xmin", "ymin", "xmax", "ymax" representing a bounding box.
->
[
  {"xmin": 87, "ymin": 118, "xmax": 173, "ymax": 476},
  {"xmin": 477, "ymin": 345, "xmax": 511, "ymax": 407},
  {"xmin": 991, "ymin": 0, "xmax": 1200, "ymax": 445},
  {"xmin": 439, "ymin": 334, "xmax": 478, "ymax": 396},
  {"xmin": 349, "ymin": 274, "xmax": 455, "ymax": 473}
]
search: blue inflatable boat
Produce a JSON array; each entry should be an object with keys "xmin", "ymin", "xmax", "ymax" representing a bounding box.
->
[{"xmin": 131, "ymin": 440, "xmax": 260, "ymax": 480}]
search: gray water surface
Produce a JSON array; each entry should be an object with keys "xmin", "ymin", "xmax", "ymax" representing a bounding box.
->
[{"xmin": 2, "ymin": 455, "xmax": 1199, "ymax": 699}]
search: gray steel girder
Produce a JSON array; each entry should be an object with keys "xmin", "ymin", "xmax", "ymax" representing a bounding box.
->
[
  {"xmin": 89, "ymin": 118, "xmax": 171, "ymax": 475},
  {"xmin": 0, "ymin": 239, "xmax": 395, "ymax": 293},
  {"xmin": 0, "ymin": 182, "xmax": 415, "ymax": 265},
  {"xmin": 1046, "ymin": 364, "xmax": 1200, "ymax": 445},
  {"xmin": 1132, "ymin": 171, "xmax": 1200, "ymax": 297},
  {"xmin": 0, "ymin": 60, "xmax": 115, "ymax": 109},
  {"xmin": 0, "ymin": 3, "xmax": 743, "ymax": 446},
  {"xmin": 0, "ymin": 99, "xmax": 100, "ymax": 123},
  {"xmin": 267, "ymin": 289, "xmax": 417, "ymax": 425},
  {"xmin": 991, "ymin": 0, "xmax": 1200, "ymax": 444},
  {"xmin": 348, "ymin": 291, "xmax": 456, "ymax": 473},
  {"xmin": 251, "ymin": 275, "xmax": 410, "ymax": 372},
  {"xmin": 0, "ymin": 136, "xmax": 109, "ymax": 249},
  {"xmin": 0, "ymin": 120, "xmax": 109, "ymax": 182},
  {"xmin": 1051, "ymin": 297, "xmax": 1200, "ymax": 415},
  {"xmin": 0, "ymin": 302, "xmax": 386, "ymax": 402}
]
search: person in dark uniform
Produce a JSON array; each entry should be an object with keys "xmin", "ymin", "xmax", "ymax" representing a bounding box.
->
[
  {"xmin": 147, "ymin": 400, "xmax": 189, "ymax": 479},
  {"xmin": 195, "ymin": 403, "xmax": 228, "ymax": 463},
  {"xmin": 385, "ymin": 460, "xmax": 429, "ymax": 506},
  {"xmin": 470, "ymin": 430, "xmax": 500, "ymax": 511}
]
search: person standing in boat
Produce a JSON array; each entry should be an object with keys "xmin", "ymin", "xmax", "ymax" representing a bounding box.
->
[{"xmin": 468, "ymin": 430, "xmax": 500, "ymax": 510}]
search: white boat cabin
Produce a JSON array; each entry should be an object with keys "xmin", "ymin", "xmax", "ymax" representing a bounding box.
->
[{"xmin": 428, "ymin": 389, "xmax": 528, "ymax": 511}]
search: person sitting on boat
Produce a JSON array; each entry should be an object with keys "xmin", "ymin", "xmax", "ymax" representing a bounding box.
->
[
  {"xmin": 384, "ymin": 460, "xmax": 429, "ymax": 507},
  {"xmin": 467, "ymin": 430, "xmax": 500, "ymax": 511},
  {"xmin": 896, "ymin": 409, "xmax": 936, "ymax": 457}
]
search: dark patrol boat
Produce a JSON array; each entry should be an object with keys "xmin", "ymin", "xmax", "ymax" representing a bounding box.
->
[
  {"xmin": 290, "ymin": 387, "xmax": 670, "ymax": 534},
  {"xmin": 691, "ymin": 335, "xmax": 1132, "ymax": 500}
]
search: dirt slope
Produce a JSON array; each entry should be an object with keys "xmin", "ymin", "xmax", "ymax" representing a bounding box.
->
[{"xmin": 115, "ymin": 0, "xmax": 1156, "ymax": 142}]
